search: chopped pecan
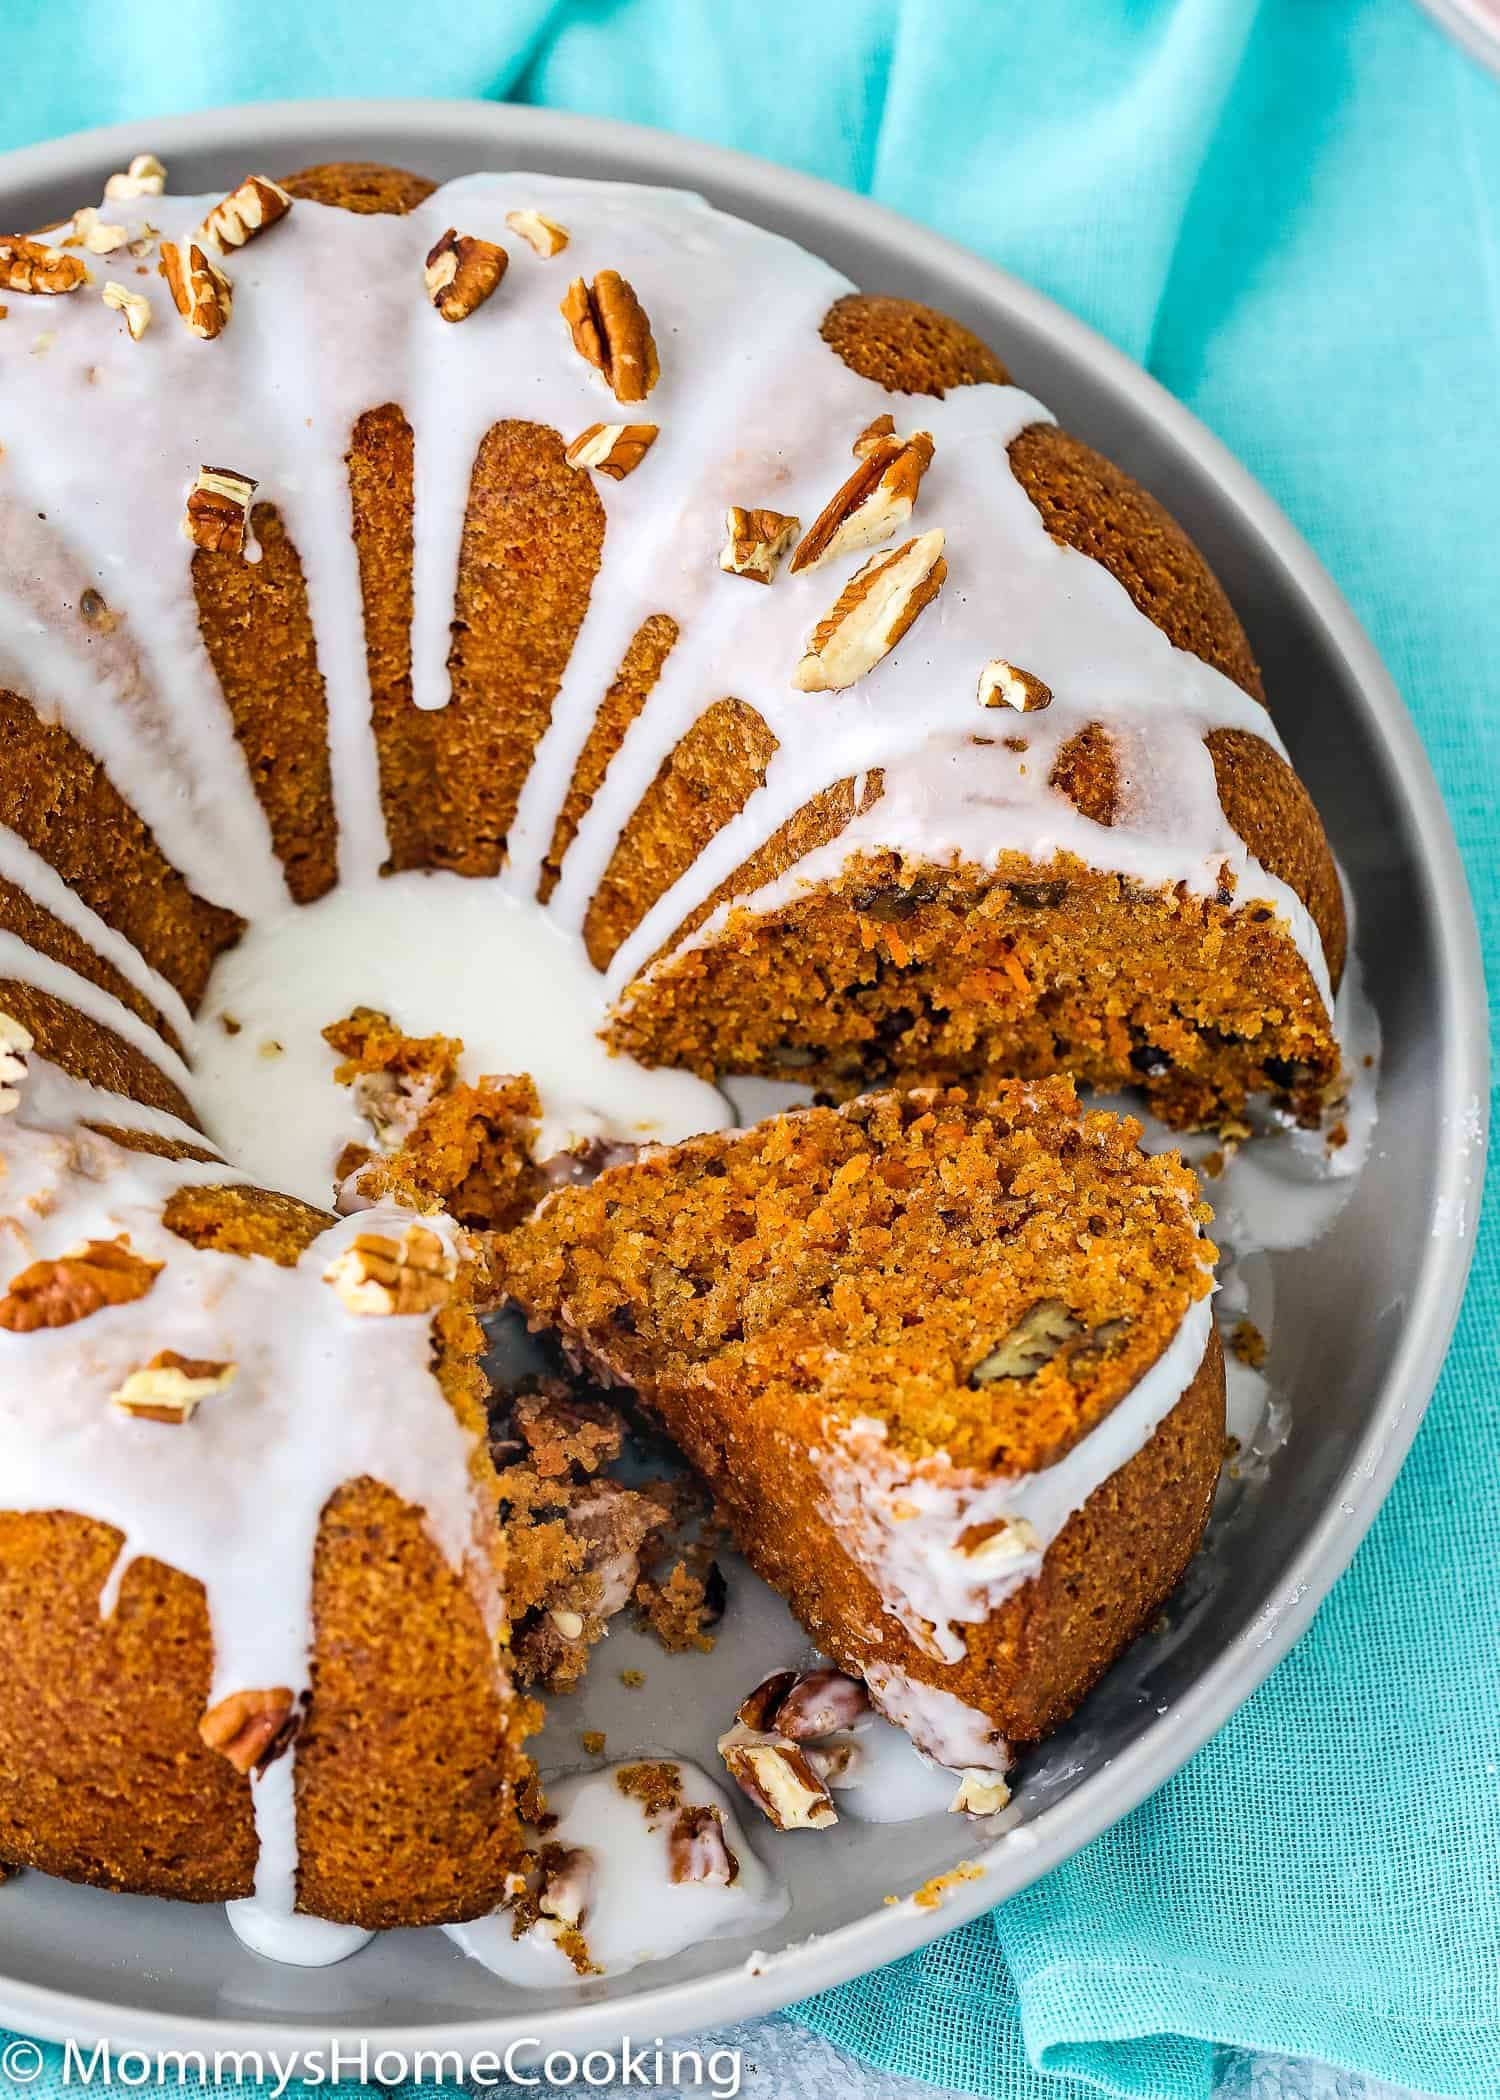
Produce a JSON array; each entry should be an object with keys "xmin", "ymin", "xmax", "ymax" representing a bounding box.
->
[
  {"xmin": 536, "ymin": 1842, "xmax": 595, "ymax": 1927},
  {"xmin": 718, "ymin": 1726, "xmax": 838, "ymax": 1832},
  {"xmin": 969, "ymin": 1299, "xmax": 1082, "ymax": 1383},
  {"xmin": 199, "ymin": 1687, "xmax": 298, "ymax": 1774},
  {"xmin": 159, "ymin": 239, "xmax": 232, "ymax": 338},
  {"xmin": 564, "ymin": 421, "xmax": 658, "ymax": 479},
  {"xmin": 0, "ymin": 1013, "xmax": 32, "ymax": 1113},
  {"xmin": 958, "ymin": 1515, "xmax": 1041, "ymax": 1575},
  {"xmin": 560, "ymin": 270, "xmax": 659, "ymax": 402},
  {"xmin": 793, "ymin": 528, "xmax": 947, "ymax": 693},
  {"xmin": 950, "ymin": 1767, "xmax": 1011, "ymax": 1817},
  {"xmin": 200, "ymin": 174, "xmax": 293, "ymax": 254},
  {"xmin": 0, "ymin": 1236, "xmax": 162, "ymax": 1333},
  {"xmin": 789, "ymin": 428, "xmax": 934, "ymax": 573},
  {"xmin": 71, "ymin": 207, "xmax": 128, "ymax": 255},
  {"xmin": 506, "ymin": 207, "xmax": 569, "ymax": 258},
  {"xmin": 978, "ymin": 659, "xmax": 1052, "ymax": 712},
  {"xmin": 322, "ymin": 1221, "xmax": 455, "ymax": 1315},
  {"xmin": 104, "ymin": 153, "xmax": 166, "ymax": 201},
  {"xmin": 853, "ymin": 413, "xmax": 896, "ymax": 458},
  {"xmin": 112, "ymin": 1350, "xmax": 236, "ymax": 1424},
  {"xmin": 735, "ymin": 1669, "xmax": 799, "ymax": 1732},
  {"xmin": 668, "ymin": 1804, "xmax": 740, "ymax": 1886},
  {"xmin": 101, "ymin": 281, "xmax": 151, "ymax": 340},
  {"xmin": 184, "ymin": 466, "xmax": 257, "ymax": 554},
  {"xmin": 424, "ymin": 227, "xmax": 507, "ymax": 322},
  {"xmin": 774, "ymin": 1667, "xmax": 871, "ymax": 1740},
  {"xmin": 0, "ymin": 236, "xmax": 89, "ymax": 295},
  {"xmin": 719, "ymin": 506, "xmax": 800, "ymax": 583}
]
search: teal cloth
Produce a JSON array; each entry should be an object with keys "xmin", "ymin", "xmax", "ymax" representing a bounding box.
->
[{"xmin": 2, "ymin": 4, "xmax": 1498, "ymax": 2098}]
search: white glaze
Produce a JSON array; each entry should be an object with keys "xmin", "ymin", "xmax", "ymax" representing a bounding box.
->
[
  {"xmin": 190, "ymin": 870, "xmax": 728, "ymax": 1207},
  {"xmin": 443, "ymin": 1760, "xmax": 784, "ymax": 1985},
  {"xmin": 816, "ymin": 1288, "xmax": 1216, "ymax": 1664}
]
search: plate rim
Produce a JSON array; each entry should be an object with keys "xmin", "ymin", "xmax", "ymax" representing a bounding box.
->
[{"xmin": 0, "ymin": 95, "xmax": 1488, "ymax": 2058}]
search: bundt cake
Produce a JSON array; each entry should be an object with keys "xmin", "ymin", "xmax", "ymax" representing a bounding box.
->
[
  {"xmin": 501, "ymin": 1080, "xmax": 1223, "ymax": 1764},
  {"xmin": 0, "ymin": 150, "xmax": 1341, "ymax": 1948}
]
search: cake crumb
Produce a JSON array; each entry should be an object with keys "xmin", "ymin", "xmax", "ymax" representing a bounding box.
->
[
  {"xmin": 634, "ymin": 1556, "xmax": 723, "ymax": 1654},
  {"xmin": 621, "ymin": 1668, "xmax": 646, "ymax": 1688},
  {"xmin": 889, "ymin": 1861, "xmax": 986, "ymax": 1911},
  {"xmin": 1199, "ymin": 1148, "xmax": 1225, "ymax": 1180},
  {"xmin": 581, "ymin": 1730, "xmax": 606, "ymax": 1757},
  {"xmin": 615, "ymin": 1760, "xmax": 681, "ymax": 1817},
  {"xmin": 1228, "ymin": 1318, "xmax": 1267, "ymax": 1369},
  {"xmin": 220, "ymin": 1012, "xmax": 241, "ymax": 1035},
  {"xmin": 1326, "ymin": 1121, "xmax": 1348, "ymax": 1151}
]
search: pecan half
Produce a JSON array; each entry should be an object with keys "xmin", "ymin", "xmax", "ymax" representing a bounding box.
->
[
  {"xmin": 789, "ymin": 428, "xmax": 934, "ymax": 574},
  {"xmin": 0, "ymin": 1013, "xmax": 32, "ymax": 1114},
  {"xmin": 200, "ymin": 174, "xmax": 293, "ymax": 254},
  {"xmin": 719, "ymin": 506, "xmax": 800, "ymax": 583},
  {"xmin": 718, "ymin": 1726, "xmax": 838, "ymax": 1832},
  {"xmin": 71, "ymin": 207, "xmax": 128, "ymax": 256},
  {"xmin": 112, "ymin": 1350, "xmax": 236, "ymax": 1424},
  {"xmin": 560, "ymin": 270, "xmax": 659, "ymax": 402},
  {"xmin": 184, "ymin": 466, "xmax": 258, "ymax": 554},
  {"xmin": 424, "ymin": 228, "xmax": 507, "ymax": 322},
  {"xmin": 979, "ymin": 659, "xmax": 1052, "ymax": 712},
  {"xmin": 668, "ymin": 1803, "xmax": 740, "ymax": 1886},
  {"xmin": 102, "ymin": 281, "xmax": 151, "ymax": 340},
  {"xmin": 793, "ymin": 529, "xmax": 947, "ymax": 693},
  {"xmin": 199, "ymin": 1687, "xmax": 298, "ymax": 1774},
  {"xmin": 159, "ymin": 239, "xmax": 232, "ymax": 339},
  {"xmin": 0, "ymin": 1237, "xmax": 163, "ymax": 1333},
  {"xmin": 564, "ymin": 422, "xmax": 659, "ymax": 480},
  {"xmin": 322, "ymin": 1222, "xmax": 455, "ymax": 1315},
  {"xmin": 0, "ymin": 236, "xmax": 89, "ymax": 296},
  {"xmin": 506, "ymin": 207, "xmax": 569, "ymax": 258},
  {"xmin": 104, "ymin": 154, "xmax": 166, "ymax": 202}
]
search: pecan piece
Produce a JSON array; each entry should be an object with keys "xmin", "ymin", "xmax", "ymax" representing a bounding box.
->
[
  {"xmin": 774, "ymin": 1667, "xmax": 871, "ymax": 1741},
  {"xmin": 564, "ymin": 422, "xmax": 659, "ymax": 480},
  {"xmin": 104, "ymin": 153, "xmax": 166, "ymax": 202},
  {"xmin": 969, "ymin": 1299, "xmax": 1082, "ymax": 1383},
  {"xmin": 506, "ymin": 207, "xmax": 569, "ymax": 258},
  {"xmin": 0, "ymin": 1237, "xmax": 163, "ymax": 1333},
  {"xmin": 536, "ymin": 1842, "xmax": 595, "ymax": 1927},
  {"xmin": 853, "ymin": 413, "xmax": 896, "ymax": 458},
  {"xmin": 793, "ymin": 528, "xmax": 947, "ymax": 693},
  {"xmin": 719, "ymin": 506, "xmax": 800, "ymax": 584},
  {"xmin": 789, "ymin": 428, "xmax": 934, "ymax": 574},
  {"xmin": 322, "ymin": 1222, "xmax": 455, "ymax": 1315},
  {"xmin": 424, "ymin": 227, "xmax": 507, "ymax": 322},
  {"xmin": 958, "ymin": 1515, "xmax": 1042, "ymax": 1575},
  {"xmin": 199, "ymin": 1687, "xmax": 298, "ymax": 1774},
  {"xmin": 71, "ymin": 207, "xmax": 128, "ymax": 256},
  {"xmin": 979, "ymin": 659, "xmax": 1052, "ymax": 712},
  {"xmin": 102, "ymin": 281, "xmax": 151, "ymax": 340},
  {"xmin": 200, "ymin": 174, "xmax": 293, "ymax": 254},
  {"xmin": 668, "ymin": 1803, "xmax": 740, "ymax": 1886},
  {"xmin": 0, "ymin": 1013, "xmax": 32, "ymax": 1113},
  {"xmin": 159, "ymin": 239, "xmax": 232, "ymax": 339},
  {"xmin": 560, "ymin": 270, "xmax": 659, "ymax": 402},
  {"xmin": 735, "ymin": 1669, "xmax": 799, "ymax": 1732},
  {"xmin": 184, "ymin": 466, "xmax": 258, "ymax": 554},
  {"xmin": 718, "ymin": 1726, "xmax": 838, "ymax": 1832},
  {"xmin": 0, "ymin": 236, "xmax": 89, "ymax": 296},
  {"xmin": 950, "ymin": 1767, "xmax": 1012, "ymax": 1817},
  {"xmin": 112, "ymin": 1350, "xmax": 236, "ymax": 1424}
]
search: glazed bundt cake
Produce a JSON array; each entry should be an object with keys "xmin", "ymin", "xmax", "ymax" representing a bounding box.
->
[{"xmin": 0, "ymin": 152, "xmax": 1341, "ymax": 1942}]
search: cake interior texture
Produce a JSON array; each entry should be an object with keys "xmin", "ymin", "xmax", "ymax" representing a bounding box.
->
[{"xmin": 0, "ymin": 152, "xmax": 1343, "ymax": 1940}]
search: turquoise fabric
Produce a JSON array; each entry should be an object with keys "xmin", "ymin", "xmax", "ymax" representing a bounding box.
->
[{"xmin": 2, "ymin": 4, "xmax": 1497, "ymax": 2097}]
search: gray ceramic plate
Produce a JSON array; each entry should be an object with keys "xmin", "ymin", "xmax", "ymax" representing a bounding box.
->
[{"xmin": 0, "ymin": 99, "xmax": 1486, "ymax": 2061}]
